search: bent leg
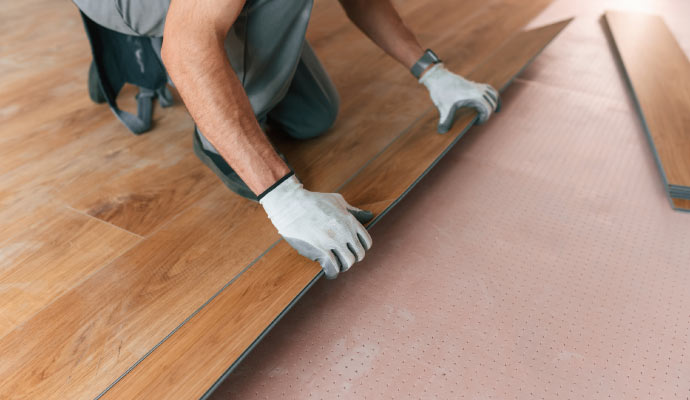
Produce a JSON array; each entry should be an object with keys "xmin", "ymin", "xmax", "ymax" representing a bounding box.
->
[{"xmin": 268, "ymin": 43, "xmax": 340, "ymax": 140}]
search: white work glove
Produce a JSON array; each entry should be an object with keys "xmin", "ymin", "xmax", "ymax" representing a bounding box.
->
[
  {"xmin": 260, "ymin": 175, "xmax": 373, "ymax": 279},
  {"xmin": 420, "ymin": 63, "xmax": 500, "ymax": 133}
]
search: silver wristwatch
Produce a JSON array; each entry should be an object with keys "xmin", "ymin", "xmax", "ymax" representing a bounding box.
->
[{"xmin": 410, "ymin": 49, "xmax": 442, "ymax": 79}]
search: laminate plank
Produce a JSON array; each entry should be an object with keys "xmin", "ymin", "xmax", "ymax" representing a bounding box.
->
[
  {"xmin": 101, "ymin": 19, "xmax": 572, "ymax": 400},
  {"xmin": 70, "ymin": 153, "xmax": 219, "ymax": 236},
  {"xmin": 0, "ymin": 204, "xmax": 141, "ymax": 338},
  {"xmin": 0, "ymin": 189, "xmax": 279, "ymax": 399},
  {"xmin": 0, "ymin": 85, "xmax": 203, "ymax": 237},
  {"xmin": 604, "ymin": 11, "xmax": 690, "ymax": 195},
  {"xmin": 0, "ymin": 0, "xmax": 206, "ymax": 238},
  {"xmin": 0, "ymin": 1, "xmax": 554, "ymax": 399},
  {"xmin": 672, "ymin": 197, "xmax": 690, "ymax": 212}
]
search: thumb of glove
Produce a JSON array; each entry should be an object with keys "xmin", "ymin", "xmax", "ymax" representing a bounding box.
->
[{"xmin": 347, "ymin": 207, "xmax": 374, "ymax": 224}]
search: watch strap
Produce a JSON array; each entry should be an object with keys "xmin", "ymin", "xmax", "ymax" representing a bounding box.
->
[{"xmin": 411, "ymin": 49, "xmax": 442, "ymax": 79}]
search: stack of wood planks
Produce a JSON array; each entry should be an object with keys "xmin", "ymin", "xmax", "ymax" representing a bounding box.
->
[
  {"xmin": 0, "ymin": 0, "xmax": 572, "ymax": 399},
  {"xmin": 604, "ymin": 11, "xmax": 690, "ymax": 212}
]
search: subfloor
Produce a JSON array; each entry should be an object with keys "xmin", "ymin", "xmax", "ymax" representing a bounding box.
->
[{"xmin": 209, "ymin": 0, "xmax": 690, "ymax": 399}]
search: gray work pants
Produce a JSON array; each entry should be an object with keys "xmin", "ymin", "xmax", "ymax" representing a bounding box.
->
[
  {"xmin": 73, "ymin": 0, "xmax": 340, "ymax": 153},
  {"xmin": 199, "ymin": 40, "xmax": 340, "ymax": 154}
]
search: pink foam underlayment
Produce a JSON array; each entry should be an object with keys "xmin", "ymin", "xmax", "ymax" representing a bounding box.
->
[{"xmin": 210, "ymin": 1, "xmax": 690, "ymax": 399}]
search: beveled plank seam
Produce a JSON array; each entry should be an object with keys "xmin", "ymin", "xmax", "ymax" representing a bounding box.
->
[
  {"xmin": 94, "ymin": 239, "xmax": 281, "ymax": 400},
  {"xmin": 64, "ymin": 205, "xmax": 145, "ymax": 239}
]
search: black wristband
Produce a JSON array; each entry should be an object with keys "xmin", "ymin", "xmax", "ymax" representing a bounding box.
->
[
  {"xmin": 411, "ymin": 49, "xmax": 442, "ymax": 79},
  {"xmin": 257, "ymin": 171, "xmax": 295, "ymax": 201}
]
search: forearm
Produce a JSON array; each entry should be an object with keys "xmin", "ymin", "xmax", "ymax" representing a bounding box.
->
[
  {"xmin": 339, "ymin": 0, "xmax": 424, "ymax": 69},
  {"xmin": 162, "ymin": 2, "xmax": 289, "ymax": 195}
]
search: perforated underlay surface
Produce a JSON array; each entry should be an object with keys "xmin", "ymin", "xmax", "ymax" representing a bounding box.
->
[{"xmin": 210, "ymin": 1, "xmax": 690, "ymax": 398}]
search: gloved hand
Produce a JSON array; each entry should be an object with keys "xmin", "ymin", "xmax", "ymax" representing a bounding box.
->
[
  {"xmin": 260, "ymin": 175, "xmax": 374, "ymax": 279},
  {"xmin": 420, "ymin": 63, "xmax": 500, "ymax": 133}
]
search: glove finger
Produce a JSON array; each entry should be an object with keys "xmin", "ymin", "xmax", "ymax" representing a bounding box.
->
[
  {"xmin": 333, "ymin": 246, "xmax": 356, "ymax": 272},
  {"xmin": 482, "ymin": 93, "xmax": 497, "ymax": 110},
  {"xmin": 347, "ymin": 207, "xmax": 374, "ymax": 224},
  {"xmin": 484, "ymin": 85, "xmax": 499, "ymax": 104},
  {"xmin": 488, "ymin": 86, "xmax": 501, "ymax": 112},
  {"xmin": 285, "ymin": 237, "xmax": 340, "ymax": 279},
  {"xmin": 322, "ymin": 251, "xmax": 341, "ymax": 279},
  {"xmin": 437, "ymin": 102, "xmax": 460, "ymax": 134},
  {"xmin": 347, "ymin": 238, "xmax": 365, "ymax": 263},
  {"xmin": 356, "ymin": 226, "xmax": 373, "ymax": 251},
  {"xmin": 471, "ymin": 97, "xmax": 491, "ymax": 124}
]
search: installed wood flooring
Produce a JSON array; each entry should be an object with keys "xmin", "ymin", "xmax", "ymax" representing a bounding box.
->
[
  {"xmin": 604, "ymin": 11, "xmax": 690, "ymax": 211},
  {"xmin": 0, "ymin": 0, "xmax": 564, "ymax": 398}
]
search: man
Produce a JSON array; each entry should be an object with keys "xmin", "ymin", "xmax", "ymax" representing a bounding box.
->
[{"xmin": 75, "ymin": 0, "xmax": 499, "ymax": 279}]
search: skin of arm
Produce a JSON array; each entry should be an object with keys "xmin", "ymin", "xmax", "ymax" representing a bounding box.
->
[
  {"xmin": 162, "ymin": 0, "xmax": 290, "ymax": 195},
  {"xmin": 338, "ymin": 0, "xmax": 426, "ymax": 70}
]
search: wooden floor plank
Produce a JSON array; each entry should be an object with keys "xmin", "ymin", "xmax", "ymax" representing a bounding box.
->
[
  {"xmin": 70, "ymin": 153, "xmax": 219, "ymax": 236},
  {"xmin": 0, "ymin": 192, "xmax": 277, "ymax": 400},
  {"xmin": 0, "ymin": 204, "xmax": 141, "ymax": 339},
  {"xmin": 672, "ymin": 197, "xmax": 690, "ymax": 211},
  {"xmin": 101, "ymin": 19, "xmax": 572, "ymax": 400},
  {"xmin": 0, "ymin": 1, "xmax": 553, "ymax": 399},
  {"xmin": 604, "ymin": 11, "xmax": 690, "ymax": 196}
]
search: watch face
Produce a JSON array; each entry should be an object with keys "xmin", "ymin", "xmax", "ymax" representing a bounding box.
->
[{"xmin": 426, "ymin": 49, "xmax": 440, "ymax": 63}]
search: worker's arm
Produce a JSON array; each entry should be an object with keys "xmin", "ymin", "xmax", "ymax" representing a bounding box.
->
[
  {"xmin": 338, "ymin": 0, "xmax": 499, "ymax": 132},
  {"xmin": 162, "ymin": 0, "xmax": 372, "ymax": 278},
  {"xmin": 162, "ymin": 0, "xmax": 288, "ymax": 194}
]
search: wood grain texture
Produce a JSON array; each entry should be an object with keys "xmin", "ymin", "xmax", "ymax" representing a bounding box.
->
[
  {"xmin": 604, "ymin": 11, "xmax": 690, "ymax": 195},
  {"xmin": 101, "ymin": 19, "xmax": 572, "ymax": 400},
  {"xmin": 0, "ymin": 190, "xmax": 278, "ymax": 400},
  {"xmin": 70, "ymin": 153, "xmax": 219, "ymax": 236},
  {"xmin": 0, "ymin": 205, "xmax": 140, "ymax": 338},
  {"xmin": 0, "ymin": 0, "xmax": 555, "ymax": 399}
]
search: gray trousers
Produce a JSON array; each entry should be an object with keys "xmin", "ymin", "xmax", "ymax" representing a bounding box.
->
[
  {"xmin": 199, "ymin": 41, "xmax": 340, "ymax": 154},
  {"xmin": 74, "ymin": 0, "xmax": 340, "ymax": 152}
]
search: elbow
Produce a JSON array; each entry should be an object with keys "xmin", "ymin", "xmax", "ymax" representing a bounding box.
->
[
  {"xmin": 161, "ymin": 34, "xmax": 203, "ymax": 81},
  {"xmin": 161, "ymin": 30, "xmax": 224, "ymax": 76},
  {"xmin": 161, "ymin": 36, "xmax": 182, "ymax": 73}
]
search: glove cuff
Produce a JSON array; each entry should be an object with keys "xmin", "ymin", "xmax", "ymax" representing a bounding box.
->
[
  {"xmin": 257, "ymin": 171, "xmax": 296, "ymax": 201},
  {"xmin": 418, "ymin": 63, "xmax": 446, "ymax": 85},
  {"xmin": 258, "ymin": 173, "xmax": 304, "ymax": 215}
]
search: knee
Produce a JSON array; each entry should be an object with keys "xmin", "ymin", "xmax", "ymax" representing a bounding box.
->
[{"xmin": 290, "ymin": 94, "xmax": 340, "ymax": 140}]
